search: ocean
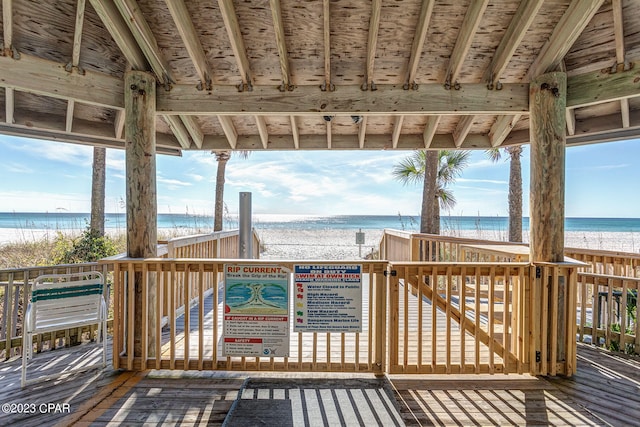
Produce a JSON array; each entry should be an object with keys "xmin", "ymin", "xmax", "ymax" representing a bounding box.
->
[{"xmin": 1, "ymin": 212, "xmax": 639, "ymax": 233}]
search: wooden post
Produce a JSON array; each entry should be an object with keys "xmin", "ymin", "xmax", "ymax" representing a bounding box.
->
[
  {"xmin": 529, "ymin": 71, "xmax": 566, "ymax": 263},
  {"xmin": 529, "ymin": 71, "xmax": 568, "ymax": 374},
  {"xmin": 125, "ymin": 71, "xmax": 157, "ymax": 362}
]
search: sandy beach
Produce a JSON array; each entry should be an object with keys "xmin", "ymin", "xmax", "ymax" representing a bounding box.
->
[{"xmin": 1, "ymin": 227, "xmax": 638, "ymax": 260}]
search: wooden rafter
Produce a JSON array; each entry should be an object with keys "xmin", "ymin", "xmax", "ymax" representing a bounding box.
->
[
  {"xmin": 326, "ymin": 120, "xmax": 332, "ymax": 149},
  {"xmin": 612, "ymin": 0, "xmax": 630, "ymax": 128},
  {"xmin": 164, "ymin": 115, "xmax": 191, "ymax": 149},
  {"xmin": 255, "ymin": 116, "xmax": 269, "ymax": 149},
  {"xmin": 290, "ymin": 116, "xmax": 299, "ymax": 149},
  {"xmin": 323, "ymin": 0, "xmax": 331, "ymax": 90},
  {"xmin": 365, "ymin": 0, "xmax": 382, "ymax": 88},
  {"xmin": 391, "ymin": 116, "xmax": 404, "ymax": 149},
  {"xmin": 423, "ymin": 116, "xmax": 441, "ymax": 148},
  {"xmin": 217, "ymin": 116, "xmax": 238, "ymax": 149},
  {"xmin": 3, "ymin": 0, "xmax": 14, "ymax": 124},
  {"xmin": 405, "ymin": 0, "xmax": 435, "ymax": 86},
  {"xmin": 269, "ymin": 0, "xmax": 291, "ymax": 90},
  {"xmin": 445, "ymin": 0, "xmax": 489, "ymax": 87},
  {"xmin": 491, "ymin": 0, "xmax": 605, "ymax": 147},
  {"xmin": 453, "ymin": 116, "xmax": 474, "ymax": 148},
  {"xmin": 218, "ymin": 0, "xmax": 251, "ymax": 86},
  {"xmin": 164, "ymin": 0, "xmax": 211, "ymax": 91},
  {"xmin": 66, "ymin": 0, "xmax": 86, "ymax": 133},
  {"xmin": 88, "ymin": 0, "xmax": 147, "ymax": 70},
  {"xmin": 358, "ymin": 116, "xmax": 368, "ymax": 149}
]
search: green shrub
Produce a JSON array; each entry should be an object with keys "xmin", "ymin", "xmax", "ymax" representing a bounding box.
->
[{"xmin": 52, "ymin": 228, "xmax": 119, "ymax": 264}]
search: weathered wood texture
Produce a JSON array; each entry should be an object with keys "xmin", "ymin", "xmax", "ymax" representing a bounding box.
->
[{"xmin": 529, "ymin": 72, "xmax": 567, "ymax": 263}]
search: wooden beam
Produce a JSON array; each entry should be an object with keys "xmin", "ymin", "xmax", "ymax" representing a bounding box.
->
[
  {"xmin": 326, "ymin": 120, "xmax": 332, "ymax": 149},
  {"xmin": 218, "ymin": 0, "xmax": 251, "ymax": 85},
  {"xmin": 621, "ymin": 98, "xmax": 630, "ymax": 128},
  {"xmin": 0, "ymin": 53, "xmax": 124, "ymax": 109},
  {"xmin": 114, "ymin": 109, "xmax": 126, "ymax": 139},
  {"xmin": 114, "ymin": 0, "xmax": 173, "ymax": 84},
  {"xmin": 4, "ymin": 87, "xmax": 14, "ymax": 124},
  {"xmin": 445, "ymin": 0, "xmax": 489, "ymax": 86},
  {"xmin": 358, "ymin": 116, "xmax": 368, "ymax": 149},
  {"xmin": 66, "ymin": 100, "xmax": 75, "ymax": 133},
  {"xmin": 164, "ymin": 0, "xmax": 211, "ymax": 90},
  {"xmin": 529, "ymin": 72, "xmax": 566, "ymax": 263},
  {"xmin": 201, "ymin": 132, "xmax": 495, "ymax": 151},
  {"xmin": 489, "ymin": 114, "xmax": 521, "ymax": 147},
  {"xmin": 406, "ymin": 0, "xmax": 435, "ymax": 85},
  {"xmin": 180, "ymin": 116, "xmax": 203, "ymax": 149},
  {"xmin": 163, "ymin": 115, "xmax": 191, "ymax": 149},
  {"xmin": 391, "ymin": 116, "xmax": 404, "ymax": 148},
  {"xmin": 453, "ymin": 115, "xmax": 474, "ymax": 148},
  {"xmin": 566, "ymin": 63, "xmax": 640, "ymax": 108},
  {"xmin": 483, "ymin": 0, "xmax": 544, "ymax": 85},
  {"xmin": 365, "ymin": 0, "xmax": 382, "ymax": 87},
  {"xmin": 159, "ymin": 83, "xmax": 530, "ymax": 115},
  {"xmin": 423, "ymin": 115, "xmax": 440, "ymax": 148},
  {"xmin": 217, "ymin": 115, "xmax": 238, "ymax": 149},
  {"xmin": 0, "ymin": 110, "xmax": 182, "ymax": 153},
  {"xmin": 323, "ymin": 0, "xmax": 331, "ymax": 89},
  {"xmin": 565, "ymin": 108, "xmax": 575, "ymax": 136},
  {"xmin": 88, "ymin": 0, "xmax": 147, "ymax": 70},
  {"xmin": 2, "ymin": 0, "xmax": 12, "ymax": 56},
  {"xmin": 527, "ymin": 0, "xmax": 604, "ymax": 78},
  {"xmin": 612, "ymin": 0, "xmax": 629, "ymax": 129},
  {"xmin": 290, "ymin": 115, "xmax": 299, "ymax": 149},
  {"xmin": 269, "ymin": 0, "xmax": 291, "ymax": 89},
  {"xmin": 255, "ymin": 115, "xmax": 269, "ymax": 149},
  {"xmin": 71, "ymin": 0, "xmax": 86, "ymax": 69}
]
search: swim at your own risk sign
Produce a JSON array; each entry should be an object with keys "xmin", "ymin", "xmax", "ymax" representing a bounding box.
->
[
  {"xmin": 294, "ymin": 264, "xmax": 362, "ymax": 333},
  {"xmin": 223, "ymin": 265, "xmax": 290, "ymax": 357}
]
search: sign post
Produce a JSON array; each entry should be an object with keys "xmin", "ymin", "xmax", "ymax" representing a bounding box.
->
[{"xmin": 355, "ymin": 228, "xmax": 365, "ymax": 257}]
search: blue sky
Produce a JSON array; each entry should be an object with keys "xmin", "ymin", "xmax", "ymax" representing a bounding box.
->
[{"xmin": 0, "ymin": 134, "xmax": 638, "ymax": 218}]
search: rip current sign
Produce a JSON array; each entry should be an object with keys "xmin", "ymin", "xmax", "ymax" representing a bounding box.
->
[
  {"xmin": 294, "ymin": 264, "xmax": 362, "ymax": 333},
  {"xmin": 223, "ymin": 265, "xmax": 290, "ymax": 357}
]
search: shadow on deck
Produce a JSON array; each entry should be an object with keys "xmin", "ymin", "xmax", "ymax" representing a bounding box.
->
[{"xmin": 0, "ymin": 341, "xmax": 638, "ymax": 426}]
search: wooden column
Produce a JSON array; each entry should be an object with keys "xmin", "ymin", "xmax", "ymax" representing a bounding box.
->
[
  {"xmin": 529, "ymin": 71, "xmax": 570, "ymax": 375},
  {"xmin": 125, "ymin": 71, "xmax": 157, "ymax": 362},
  {"xmin": 529, "ymin": 71, "xmax": 566, "ymax": 263}
]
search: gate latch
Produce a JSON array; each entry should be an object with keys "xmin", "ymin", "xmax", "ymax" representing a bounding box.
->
[{"xmin": 384, "ymin": 270, "xmax": 397, "ymax": 277}]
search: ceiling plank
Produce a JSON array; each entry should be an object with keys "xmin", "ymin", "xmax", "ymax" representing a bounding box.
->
[
  {"xmin": 527, "ymin": 0, "xmax": 605, "ymax": 79},
  {"xmin": 255, "ymin": 115, "xmax": 269, "ymax": 149},
  {"xmin": 217, "ymin": 115, "xmax": 238, "ymax": 149},
  {"xmin": 453, "ymin": 115, "xmax": 474, "ymax": 147},
  {"xmin": 269, "ymin": 0, "xmax": 292, "ymax": 89},
  {"xmin": 483, "ymin": 0, "xmax": 544, "ymax": 85},
  {"xmin": 492, "ymin": 0, "xmax": 605, "ymax": 147},
  {"xmin": 113, "ymin": 0, "xmax": 173, "ymax": 84},
  {"xmin": 323, "ymin": 0, "xmax": 331, "ymax": 89},
  {"xmin": 218, "ymin": 0, "xmax": 251, "ymax": 85},
  {"xmin": 159, "ymin": 83, "xmax": 530, "ymax": 115},
  {"xmin": 164, "ymin": 115, "xmax": 192, "ymax": 149},
  {"xmin": 365, "ymin": 0, "xmax": 382, "ymax": 87},
  {"xmin": 165, "ymin": 0, "xmax": 211, "ymax": 90},
  {"xmin": 445, "ymin": 0, "xmax": 489, "ymax": 86},
  {"xmin": 88, "ymin": 0, "xmax": 147, "ymax": 70},
  {"xmin": 405, "ymin": 0, "xmax": 435, "ymax": 86}
]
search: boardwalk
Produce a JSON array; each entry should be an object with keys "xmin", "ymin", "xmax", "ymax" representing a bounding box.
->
[{"xmin": 0, "ymin": 340, "xmax": 638, "ymax": 426}]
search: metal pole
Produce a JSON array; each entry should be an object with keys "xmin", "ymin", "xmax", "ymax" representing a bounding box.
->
[{"xmin": 239, "ymin": 192, "xmax": 252, "ymax": 259}]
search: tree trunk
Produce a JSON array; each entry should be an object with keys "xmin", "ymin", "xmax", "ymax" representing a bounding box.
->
[
  {"xmin": 420, "ymin": 150, "xmax": 439, "ymax": 234},
  {"xmin": 507, "ymin": 145, "xmax": 523, "ymax": 242},
  {"xmin": 90, "ymin": 146, "xmax": 106, "ymax": 236},
  {"xmin": 214, "ymin": 151, "xmax": 230, "ymax": 231}
]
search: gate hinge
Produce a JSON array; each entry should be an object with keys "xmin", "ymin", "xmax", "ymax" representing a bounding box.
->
[
  {"xmin": 535, "ymin": 266, "xmax": 541, "ymax": 278},
  {"xmin": 536, "ymin": 351, "xmax": 541, "ymax": 363},
  {"xmin": 384, "ymin": 270, "xmax": 397, "ymax": 277}
]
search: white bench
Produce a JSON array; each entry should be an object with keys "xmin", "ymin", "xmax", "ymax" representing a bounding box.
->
[{"xmin": 21, "ymin": 272, "xmax": 107, "ymax": 387}]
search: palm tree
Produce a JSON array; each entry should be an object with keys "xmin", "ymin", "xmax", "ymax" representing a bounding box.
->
[
  {"xmin": 213, "ymin": 150, "xmax": 250, "ymax": 231},
  {"xmin": 90, "ymin": 146, "xmax": 106, "ymax": 236},
  {"xmin": 487, "ymin": 146, "xmax": 523, "ymax": 242},
  {"xmin": 393, "ymin": 150, "xmax": 470, "ymax": 234}
]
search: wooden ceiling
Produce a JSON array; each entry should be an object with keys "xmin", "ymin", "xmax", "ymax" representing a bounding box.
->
[{"xmin": 0, "ymin": 0, "xmax": 639, "ymax": 155}]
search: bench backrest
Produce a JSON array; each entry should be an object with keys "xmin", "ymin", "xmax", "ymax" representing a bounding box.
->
[{"xmin": 27, "ymin": 272, "xmax": 106, "ymax": 334}]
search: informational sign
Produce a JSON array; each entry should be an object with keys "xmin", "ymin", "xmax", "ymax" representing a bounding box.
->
[
  {"xmin": 223, "ymin": 264, "xmax": 290, "ymax": 357},
  {"xmin": 294, "ymin": 264, "xmax": 362, "ymax": 333}
]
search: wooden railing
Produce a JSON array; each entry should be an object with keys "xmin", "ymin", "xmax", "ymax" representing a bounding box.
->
[
  {"xmin": 165, "ymin": 229, "xmax": 261, "ymax": 259},
  {"xmin": 0, "ymin": 262, "xmax": 112, "ymax": 359},
  {"xmin": 108, "ymin": 259, "xmax": 387, "ymax": 373}
]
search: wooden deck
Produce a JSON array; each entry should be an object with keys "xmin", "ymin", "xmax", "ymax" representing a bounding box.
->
[{"xmin": 0, "ymin": 341, "xmax": 638, "ymax": 426}]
